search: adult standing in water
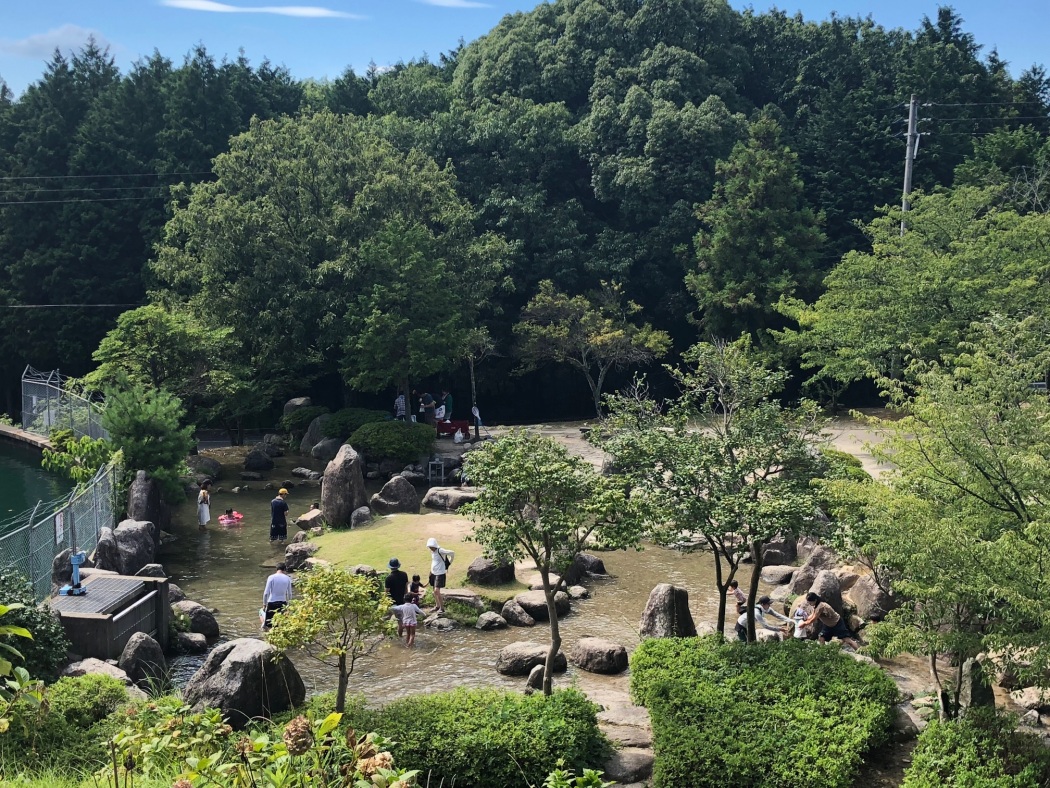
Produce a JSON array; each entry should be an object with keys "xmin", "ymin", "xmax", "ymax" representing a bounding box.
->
[
  {"xmin": 262, "ymin": 562, "xmax": 293, "ymax": 630},
  {"xmin": 197, "ymin": 480, "xmax": 211, "ymax": 529},
  {"xmin": 270, "ymin": 488, "xmax": 290, "ymax": 544},
  {"xmin": 426, "ymin": 537, "xmax": 454, "ymax": 614}
]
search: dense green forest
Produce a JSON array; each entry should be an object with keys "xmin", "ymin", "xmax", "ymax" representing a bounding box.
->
[{"xmin": 1, "ymin": 0, "xmax": 1048, "ymax": 427}]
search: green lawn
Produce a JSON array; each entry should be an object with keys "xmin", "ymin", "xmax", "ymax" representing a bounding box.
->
[{"xmin": 311, "ymin": 511, "xmax": 526, "ymax": 602}]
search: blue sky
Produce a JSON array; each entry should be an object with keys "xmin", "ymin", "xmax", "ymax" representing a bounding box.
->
[{"xmin": 1, "ymin": 1, "xmax": 1047, "ymax": 97}]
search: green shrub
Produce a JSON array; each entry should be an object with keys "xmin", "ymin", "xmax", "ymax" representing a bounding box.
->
[
  {"xmin": 0, "ymin": 572, "xmax": 69, "ymax": 682},
  {"xmin": 373, "ymin": 687, "xmax": 606, "ymax": 788},
  {"xmin": 46, "ymin": 674, "xmax": 129, "ymax": 729},
  {"xmin": 278, "ymin": 405, "xmax": 329, "ymax": 438},
  {"xmin": 323, "ymin": 408, "xmax": 389, "ymax": 440},
  {"xmin": 631, "ymin": 637, "xmax": 898, "ymax": 788},
  {"xmin": 818, "ymin": 447, "xmax": 871, "ymax": 482},
  {"xmin": 348, "ymin": 420, "xmax": 436, "ymax": 464},
  {"xmin": 904, "ymin": 708, "xmax": 1050, "ymax": 787}
]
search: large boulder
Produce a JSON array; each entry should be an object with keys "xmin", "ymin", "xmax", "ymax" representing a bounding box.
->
[
  {"xmin": 789, "ymin": 564, "xmax": 818, "ymax": 596},
  {"xmin": 496, "ymin": 642, "xmax": 568, "ymax": 676},
  {"xmin": 849, "ymin": 575, "xmax": 896, "ymax": 621},
  {"xmin": 761, "ymin": 534, "xmax": 797, "ymax": 566},
  {"xmin": 93, "ymin": 527, "xmax": 121, "ymax": 573},
  {"xmin": 466, "ymin": 556, "xmax": 516, "ymax": 586},
  {"xmin": 311, "ymin": 437, "xmax": 343, "ymax": 463},
  {"xmin": 441, "ymin": 589, "xmax": 487, "ymax": 612},
  {"xmin": 369, "ymin": 476, "xmax": 420, "ymax": 515},
  {"xmin": 562, "ymin": 552, "xmax": 608, "ymax": 584},
  {"xmin": 176, "ymin": 632, "xmax": 208, "ymax": 654},
  {"xmin": 569, "ymin": 637, "xmax": 629, "ymax": 674},
  {"xmin": 321, "ymin": 445, "xmax": 368, "ymax": 528},
  {"xmin": 421, "ymin": 487, "xmax": 479, "ymax": 511},
  {"xmin": 639, "ymin": 583, "xmax": 697, "ymax": 638},
  {"xmin": 183, "ymin": 638, "xmax": 305, "ymax": 728},
  {"xmin": 959, "ymin": 657, "xmax": 995, "ymax": 710},
  {"xmin": 126, "ymin": 471, "xmax": 170, "ymax": 538},
  {"xmin": 284, "ymin": 541, "xmax": 319, "ymax": 572},
  {"xmin": 351, "ymin": 506, "xmax": 372, "ymax": 528},
  {"xmin": 260, "ymin": 433, "xmax": 286, "ymax": 458},
  {"xmin": 514, "ymin": 590, "xmax": 570, "ymax": 621},
  {"xmin": 760, "ymin": 565, "xmax": 795, "ymax": 585},
  {"xmin": 803, "ymin": 545, "xmax": 838, "ymax": 572},
  {"xmin": 51, "ymin": 548, "xmax": 75, "ymax": 587},
  {"xmin": 299, "ymin": 413, "xmax": 333, "ymax": 454},
  {"xmin": 1012, "ymin": 687, "xmax": 1050, "ymax": 713},
  {"xmin": 501, "ymin": 600, "xmax": 536, "ymax": 627},
  {"xmin": 114, "ymin": 519, "xmax": 157, "ymax": 576},
  {"xmin": 186, "ymin": 454, "xmax": 221, "ymax": 481},
  {"xmin": 118, "ymin": 632, "xmax": 167, "ymax": 692},
  {"xmin": 243, "ymin": 447, "xmax": 275, "ymax": 472},
  {"xmin": 135, "ymin": 563, "xmax": 167, "ymax": 578},
  {"xmin": 168, "ymin": 583, "xmax": 186, "ymax": 603},
  {"xmin": 172, "ymin": 600, "xmax": 220, "ymax": 638},
  {"xmin": 807, "ymin": 570, "xmax": 844, "ymax": 614},
  {"xmin": 283, "ymin": 397, "xmax": 312, "ymax": 416}
]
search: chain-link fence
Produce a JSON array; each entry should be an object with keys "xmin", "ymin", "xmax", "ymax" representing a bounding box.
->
[
  {"xmin": 0, "ymin": 459, "xmax": 121, "ymax": 601},
  {"xmin": 21, "ymin": 366, "xmax": 109, "ymax": 441}
]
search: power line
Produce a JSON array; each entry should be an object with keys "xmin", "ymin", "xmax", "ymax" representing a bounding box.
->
[
  {"xmin": 928, "ymin": 101, "xmax": 1050, "ymax": 107},
  {"xmin": 0, "ymin": 171, "xmax": 213, "ymax": 181},
  {"xmin": 0, "ymin": 303, "xmax": 146, "ymax": 309},
  {"xmin": 0, "ymin": 184, "xmax": 173, "ymax": 196},
  {"xmin": 0, "ymin": 195, "xmax": 170, "ymax": 206}
]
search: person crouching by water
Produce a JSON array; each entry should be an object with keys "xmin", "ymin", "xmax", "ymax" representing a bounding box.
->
[
  {"xmin": 197, "ymin": 480, "xmax": 211, "ymax": 529},
  {"xmin": 735, "ymin": 595, "xmax": 792, "ymax": 641},
  {"xmin": 799, "ymin": 592, "xmax": 861, "ymax": 650},
  {"xmin": 270, "ymin": 488, "xmax": 290, "ymax": 544},
  {"xmin": 263, "ymin": 562, "xmax": 293, "ymax": 630}
]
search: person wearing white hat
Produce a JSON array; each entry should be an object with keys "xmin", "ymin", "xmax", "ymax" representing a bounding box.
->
[{"xmin": 426, "ymin": 537, "xmax": 454, "ymax": 614}]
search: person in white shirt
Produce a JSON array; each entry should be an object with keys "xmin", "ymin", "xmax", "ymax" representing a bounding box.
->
[
  {"xmin": 426, "ymin": 537, "xmax": 454, "ymax": 614},
  {"xmin": 262, "ymin": 562, "xmax": 293, "ymax": 630},
  {"xmin": 735, "ymin": 595, "xmax": 792, "ymax": 641},
  {"xmin": 392, "ymin": 597, "xmax": 425, "ymax": 646}
]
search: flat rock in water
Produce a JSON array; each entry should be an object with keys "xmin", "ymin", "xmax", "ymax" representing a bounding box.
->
[
  {"xmin": 569, "ymin": 637, "xmax": 629, "ymax": 674},
  {"xmin": 476, "ymin": 612, "xmax": 507, "ymax": 631},
  {"xmin": 514, "ymin": 590, "xmax": 570, "ymax": 620},
  {"xmin": 441, "ymin": 588, "xmax": 486, "ymax": 612}
]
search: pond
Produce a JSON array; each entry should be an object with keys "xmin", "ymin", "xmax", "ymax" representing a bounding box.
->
[
  {"xmin": 0, "ymin": 438, "xmax": 73, "ymax": 533},
  {"xmin": 157, "ymin": 451, "xmax": 760, "ymax": 704}
]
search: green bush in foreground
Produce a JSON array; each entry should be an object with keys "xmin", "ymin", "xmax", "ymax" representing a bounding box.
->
[
  {"xmin": 348, "ymin": 420, "xmax": 435, "ymax": 464},
  {"xmin": 904, "ymin": 708, "xmax": 1050, "ymax": 787},
  {"xmin": 323, "ymin": 407, "xmax": 389, "ymax": 440},
  {"xmin": 373, "ymin": 687, "xmax": 607, "ymax": 788},
  {"xmin": 0, "ymin": 572, "xmax": 69, "ymax": 682},
  {"xmin": 631, "ymin": 636, "xmax": 898, "ymax": 788}
]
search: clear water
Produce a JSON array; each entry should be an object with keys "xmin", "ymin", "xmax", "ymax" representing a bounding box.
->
[{"xmin": 157, "ymin": 452, "xmax": 758, "ymax": 704}]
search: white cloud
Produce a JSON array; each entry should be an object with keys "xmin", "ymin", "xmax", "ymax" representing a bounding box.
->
[
  {"xmin": 418, "ymin": 0, "xmax": 491, "ymax": 7},
  {"xmin": 0, "ymin": 24, "xmax": 111, "ymax": 58},
  {"xmin": 160, "ymin": 0, "xmax": 363, "ymax": 19}
]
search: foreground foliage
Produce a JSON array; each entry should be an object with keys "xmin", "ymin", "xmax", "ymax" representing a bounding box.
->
[
  {"xmin": 0, "ymin": 573, "xmax": 69, "ymax": 682},
  {"xmin": 373, "ymin": 687, "xmax": 607, "ymax": 788},
  {"xmin": 904, "ymin": 709, "xmax": 1050, "ymax": 788},
  {"xmin": 631, "ymin": 637, "xmax": 898, "ymax": 788}
]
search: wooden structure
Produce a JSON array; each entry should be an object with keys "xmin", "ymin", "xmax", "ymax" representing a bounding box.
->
[{"xmin": 50, "ymin": 574, "xmax": 170, "ymax": 660}]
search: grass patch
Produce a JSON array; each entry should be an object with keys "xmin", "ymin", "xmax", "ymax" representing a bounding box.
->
[
  {"xmin": 631, "ymin": 636, "xmax": 898, "ymax": 788},
  {"xmin": 311, "ymin": 511, "xmax": 527, "ymax": 601}
]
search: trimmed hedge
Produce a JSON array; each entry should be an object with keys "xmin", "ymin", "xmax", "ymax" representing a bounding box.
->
[
  {"xmin": 904, "ymin": 708, "xmax": 1050, "ymax": 787},
  {"xmin": 278, "ymin": 405, "xmax": 329, "ymax": 437},
  {"xmin": 631, "ymin": 637, "xmax": 898, "ymax": 788},
  {"xmin": 323, "ymin": 407, "xmax": 388, "ymax": 440},
  {"xmin": 374, "ymin": 688, "xmax": 606, "ymax": 788},
  {"xmin": 348, "ymin": 420, "xmax": 435, "ymax": 463}
]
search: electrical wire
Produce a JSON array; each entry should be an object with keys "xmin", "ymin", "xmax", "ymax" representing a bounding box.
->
[
  {"xmin": 0, "ymin": 171, "xmax": 213, "ymax": 181},
  {"xmin": 0, "ymin": 195, "xmax": 171, "ymax": 206},
  {"xmin": 0, "ymin": 304, "xmax": 147, "ymax": 309}
]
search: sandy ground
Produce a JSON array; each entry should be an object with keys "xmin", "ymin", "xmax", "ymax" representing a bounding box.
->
[{"xmin": 489, "ymin": 408, "xmax": 896, "ymax": 478}]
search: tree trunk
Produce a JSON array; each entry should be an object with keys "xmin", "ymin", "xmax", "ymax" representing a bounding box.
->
[
  {"xmin": 746, "ymin": 539, "xmax": 765, "ymax": 642},
  {"xmin": 468, "ymin": 359, "xmax": 479, "ymax": 441},
  {"xmin": 541, "ymin": 570, "xmax": 560, "ymax": 697},
  {"xmin": 713, "ymin": 553, "xmax": 727, "ymax": 636},
  {"xmin": 929, "ymin": 652, "xmax": 952, "ymax": 721},
  {"xmin": 336, "ymin": 652, "xmax": 349, "ymax": 713}
]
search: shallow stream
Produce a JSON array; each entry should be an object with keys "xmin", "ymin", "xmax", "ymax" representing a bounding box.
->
[{"xmin": 158, "ymin": 452, "xmax": 759, "ymax": 704}]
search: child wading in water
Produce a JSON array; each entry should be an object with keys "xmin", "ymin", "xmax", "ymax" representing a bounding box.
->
[{"xmin": 393, "ymin": 595, "xmax": 425, "ymax": 646}]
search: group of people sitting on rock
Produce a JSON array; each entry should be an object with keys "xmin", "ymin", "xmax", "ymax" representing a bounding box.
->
[{"xmin": 729, "ymin": 579, "xmax": 861, "ymax": 649}]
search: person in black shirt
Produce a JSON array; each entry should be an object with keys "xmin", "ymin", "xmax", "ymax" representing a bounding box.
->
[
  {"xmin": 270, "ymin": 488, "xmax": 290, "ymax": 543},
  {"xmin": 385, "ymin": 557, "xmax": 409, "ymax": 604}
]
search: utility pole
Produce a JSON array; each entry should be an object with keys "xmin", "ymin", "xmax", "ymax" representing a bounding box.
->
[{"xmin": 900, "ymin": 94, "xmax": 919, "ymax": 236}]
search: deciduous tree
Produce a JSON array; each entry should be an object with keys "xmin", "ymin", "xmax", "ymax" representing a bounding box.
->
[{"xmin": 463, "ymin": 431, "xmax": 639, "ymax": 694}]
